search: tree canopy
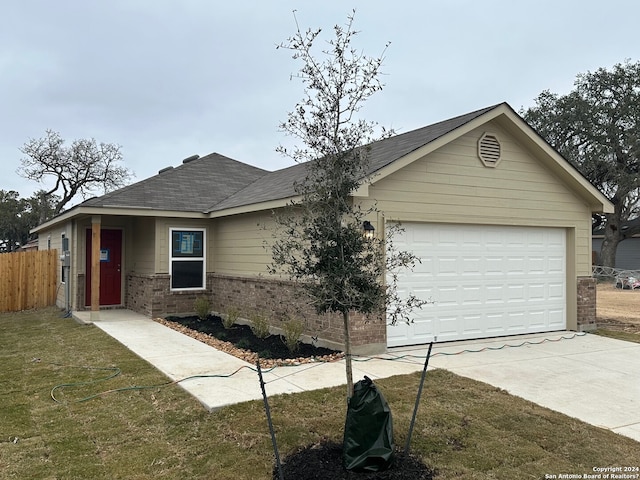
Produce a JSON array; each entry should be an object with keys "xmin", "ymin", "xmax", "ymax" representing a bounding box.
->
[
  {"xmin": 19, "ymin": 130, "xmax": 133, "ymax": 216},
  {"xmin": 0, "ymin": 189, "xmax": 57, "ymax": 252},
  {"xmin": 521, "ymin": 60, "xmax": 640, "ymax": 268}
]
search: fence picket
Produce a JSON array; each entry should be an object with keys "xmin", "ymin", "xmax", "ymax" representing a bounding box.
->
[{"xmin": 0, "ymin": 250, "xmax": 58, "ymax": 312}]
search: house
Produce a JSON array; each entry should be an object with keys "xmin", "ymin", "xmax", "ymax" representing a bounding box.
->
[
  {"xmin": 592, "ymin": 218, "xmax": 640, "ymax": 270},
  {"xmin": 32, "ymin": 103, "xmax": 613, "ymax": 354},
  {"xmin": 18, "ymin": 238, "xmax": 39, "ymax": 251}
]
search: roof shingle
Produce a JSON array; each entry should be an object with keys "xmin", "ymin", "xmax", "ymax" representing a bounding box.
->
[
  {"xmin": 81, "ymin": 104, "xmax": 501, "ymax": 214},
  {"xmin": 82, "ymin": 152, "xmax": 268, "ymax": 212}
]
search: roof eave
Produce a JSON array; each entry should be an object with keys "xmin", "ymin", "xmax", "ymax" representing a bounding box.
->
[
  {"xmin": 208, "ymin": 197, "xmax": 300, "ymax": 218},
  {"xmin": 495, "ymin": 107, "xmax": 615, "ymax": 214},
  {"xmin": 31, "ymin": 205, "xmax": 210, "ymax": 233}
]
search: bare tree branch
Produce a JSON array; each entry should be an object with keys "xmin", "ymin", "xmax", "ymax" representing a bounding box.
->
[{"xmin": 18, "ymin": 130, "xmax": 133, "ymax": 215}]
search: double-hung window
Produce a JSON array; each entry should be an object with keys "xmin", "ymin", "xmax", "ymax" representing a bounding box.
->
[{"xmin": 170, "ymin": 228, "xmax": 205, "ymax": 290}]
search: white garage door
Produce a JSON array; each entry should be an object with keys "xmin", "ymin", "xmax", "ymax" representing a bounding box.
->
[{"xmin": 387, "ymin": 223, "xmax": 566, "ymax": 347}]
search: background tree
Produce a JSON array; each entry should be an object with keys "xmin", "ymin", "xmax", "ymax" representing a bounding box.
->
[
  {"xmin": 521, "ymin": 60, "xmax": 640, "ymax": 268},
  {"xmin": 271, "ymin": 11, "xmax": 426, "ymax": 399},
  {"xmin": 0, "ymin": 190, "xmax": 59, "ymax": 252},
  {"xmin": 0, "ymin": 190, "xmax": 26, "ymax": 252},
  {"xmin": 18, "ymin": 130, "xmax": 133, "ymax": 216},
  {"xmin": 22, "ymin": 190, "xmax": 60, "ymax": 229}
]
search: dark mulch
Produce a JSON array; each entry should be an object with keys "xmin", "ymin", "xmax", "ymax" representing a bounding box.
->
[
  {"xmin": 274, "ymin": 441, "xmax": 436, "ymax": 480},
  {"xmin": 165, "ymin": 315, "xmax": 338, "ymax": 360}
]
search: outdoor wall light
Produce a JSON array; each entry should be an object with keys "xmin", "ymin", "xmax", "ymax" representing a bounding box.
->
[{"xmin": 363, "ymin": 221, "xmax": 375, "ymax": 239}]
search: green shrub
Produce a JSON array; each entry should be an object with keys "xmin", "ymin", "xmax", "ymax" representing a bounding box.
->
[
  {"xmin": 223, "ymin": 307, "xmax": 239, "ymax": 329},
  {"xmin": 250, "ymin": 312, "xmax": 271, "ymax": 339},
  {"xmin": 194, "ymin": 296, "xmax": 210, "ymax": 321},
  {"xmin": 235, "ymin": 338, "xmax": 252, "ymax": 350},
  {"xmin": 281, "ymin": 319, "xmax": 304, "ymax": 353}
]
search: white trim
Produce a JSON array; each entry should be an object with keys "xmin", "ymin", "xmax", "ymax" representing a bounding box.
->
[{"xmin": 169, "ymin": 227, "xmax": 206, "ymax": 292}]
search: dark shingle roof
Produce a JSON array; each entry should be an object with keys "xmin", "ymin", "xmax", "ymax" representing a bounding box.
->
[
  {"xmin": 80, "ymin": 104, "xmax": 500, "ymax": 214},
  {"xmin": 209, "ymin": 104, "xmax": 499, "ymax": 212},
  {"xmin": 81, "ymin": 152, "xmax": 269, "ymax": 212}
]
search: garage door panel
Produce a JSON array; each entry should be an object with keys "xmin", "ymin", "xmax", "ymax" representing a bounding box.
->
[
  {"xmin": 387, "ymin": 223, "xmax": 566, "ymax": 347},
  {"xmin": 528, "ymin": 283, "xmax": 545, "ymax": 301},
  {"xmin": 549, "ymin": 309, "xmax": 565, "ymax": 328},
  {"xmin": 528, "ymin": 310, "xmax": 547, "ymax": 329},
  {"xmin": 548, "ymin": 283, "xmax": 564, "ymax": 299}
]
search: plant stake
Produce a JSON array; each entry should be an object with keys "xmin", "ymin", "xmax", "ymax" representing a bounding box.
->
[
  {"xmin": 256, "ymin": 358, "xmax": 284, "ymax": 480},
  {"xmin": 404, "ymin": 341, "xmax": 433, "ymax": 455}
]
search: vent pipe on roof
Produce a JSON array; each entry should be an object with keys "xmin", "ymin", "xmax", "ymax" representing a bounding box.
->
[
  {"xmin": 182, "ymin": 154, "xmax": 200, "ymax": 164},
  {"xmin": 158, "ymin": 166, "xmax": 174, "ymax": 174}
]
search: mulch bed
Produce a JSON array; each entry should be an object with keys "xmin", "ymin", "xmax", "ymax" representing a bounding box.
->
[
  {"xmin": 157, "ymin": 315, "xmax": 344, "ymax": 368},
  {"xmin": 159, "ymin": 316, "xmax": 437, "ymax": 478},
  {"xmin": 275, "ymin": 441, "xmax": 436, "ymax": 480}
]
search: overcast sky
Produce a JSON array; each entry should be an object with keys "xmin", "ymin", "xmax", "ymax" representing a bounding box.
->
[{"xmin": 2, "ymin": 0, "xmax": 638, "ymax": 202}]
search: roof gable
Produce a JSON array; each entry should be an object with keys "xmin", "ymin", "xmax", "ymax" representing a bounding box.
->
[{"xmin": 209, "ymin": 104, "xmax": 499, "ymax": 213}]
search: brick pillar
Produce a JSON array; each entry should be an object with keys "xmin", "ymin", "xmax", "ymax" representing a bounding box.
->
[{"xmin": 577, "ymin": 276, "xmax": 597, "ymax": 331}]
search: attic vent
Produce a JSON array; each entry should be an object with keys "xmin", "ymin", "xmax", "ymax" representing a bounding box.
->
[
  {"xmin": 182, "ymin": 154, "xmax": 200, "ymax": 164},
  {"xmin": 158, "ymin": 166, "xmax": 174, "ymax": 174},
  {"xmin": 478, "ymin": 133, "xmax": 501, "ymax": 167}
]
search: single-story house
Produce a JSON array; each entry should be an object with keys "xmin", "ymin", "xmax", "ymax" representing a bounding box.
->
[
  {"xmin": 33, "ymin": 103, "xmax": 613, "ymax": 353},
  {"xmin": 592, "ymin": 218, "xmax": 640, "ymax": 270}
]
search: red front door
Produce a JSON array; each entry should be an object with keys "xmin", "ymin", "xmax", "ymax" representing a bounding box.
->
[{"xmin": 86, "ymin": 229, "xmax": 122, "ymax": 306}]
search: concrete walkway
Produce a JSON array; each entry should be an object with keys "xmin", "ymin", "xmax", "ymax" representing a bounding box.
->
[{"xmin": 74, "ymin": 309, "xmax": 640, "ymax": 443}]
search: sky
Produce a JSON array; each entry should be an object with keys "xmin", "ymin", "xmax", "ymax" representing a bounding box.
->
[{"xmin": 1, "ymin": 0, "xmax": 639, "ymax": 203}]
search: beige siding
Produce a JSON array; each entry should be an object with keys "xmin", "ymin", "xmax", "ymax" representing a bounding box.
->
[
  {"xmin": 212, "ymin": 211, "xmax": 275, "ymax": 276},
  {"xmin": 361, "ymin": 121, "xmax": 594, "ymax": 277},
  {"xmin": 129, "ymin": 217, "xmax": 155, "ymax": 274},
  {"xmin": 37, "ymin": 223, "xmax": 70, "ymax": 308}
]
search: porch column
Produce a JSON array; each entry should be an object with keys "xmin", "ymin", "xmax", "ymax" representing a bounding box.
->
[{"xmin": 90, "ymin": 215, "xmax": 101, "ymax": 322}]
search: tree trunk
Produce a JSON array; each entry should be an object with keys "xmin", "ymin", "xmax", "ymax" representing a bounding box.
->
[
  {"xmin": 599, "ymin": 211, "xmax": 623, "ymax": 268},
  {"xmin": 343, "ymin": 310, "xmax": 354, "ymax": 400}
]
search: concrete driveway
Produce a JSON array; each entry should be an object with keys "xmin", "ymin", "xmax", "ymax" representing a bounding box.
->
[
  {"xmin": 425, "ymin": 332, "xmax": 640, "ymax": 442},
  {"xmin": 76, "ymin": 310, "xmax": 640, "ymax": 443}
]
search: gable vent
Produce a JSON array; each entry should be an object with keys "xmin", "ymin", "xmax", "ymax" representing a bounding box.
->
[{"xmin": 478, "ymin": 133, "xmax": 501, "ymax": 167}]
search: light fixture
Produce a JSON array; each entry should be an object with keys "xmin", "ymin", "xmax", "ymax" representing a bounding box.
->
[{"xmin": 363, "ymin": 221, "xmax": 375, "ymax": 239}]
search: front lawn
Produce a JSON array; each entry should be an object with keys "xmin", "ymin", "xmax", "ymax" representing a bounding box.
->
[{"xmin": 1, "ymin": 308, "xmax": 638, "ymax": 479}]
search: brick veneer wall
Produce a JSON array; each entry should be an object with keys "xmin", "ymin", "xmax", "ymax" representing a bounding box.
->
[
  {"xmin": 210, "ymin": 274, "xmax": 386, "ymax": 354},
  {"xmin": 123, "ymin": 272, "xmax": 386, "ymax": 353},
  {"xmin": 126, "ymin": 273, "xmax": 214, "ymax": 318},
  {"xmin": 576, "ymin": 276, "xmax": 597, "ymax": 331}
]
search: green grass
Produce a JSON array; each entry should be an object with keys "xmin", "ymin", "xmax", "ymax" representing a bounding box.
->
[{"xmin": 1, "ymin": 308, "xmax": 639, "ymax": 479}]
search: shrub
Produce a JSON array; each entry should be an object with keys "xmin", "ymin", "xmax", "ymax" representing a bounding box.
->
[
  {"xmin": 281, "ymin": 319, "xmax": 304, "ymax": 353},
  {"xmin": 235, "ymin": 338, "xmax": 252, "ymax": 350},
  {"xmin": 223, "ymin": 308, "xmax": 239, "ymax": 329},
  {"xmin": 194, "ymin": 296, "xmax": 210, "ymax": 321},
  {"xmin": 250, "ymin": 312, "xmax": 271, "ymax": 339}
]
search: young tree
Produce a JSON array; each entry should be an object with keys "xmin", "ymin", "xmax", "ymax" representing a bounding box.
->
[
  {"xmin": 18, "ymin": 130, "xmax": 133, "ymax": 216},
  {"xmin": 521, "ymin": 60, "xmax": 640, "ymax": 268},
  {"xmin": 271, "ymin": 11, "xmax": 426, "ymax": 398}
]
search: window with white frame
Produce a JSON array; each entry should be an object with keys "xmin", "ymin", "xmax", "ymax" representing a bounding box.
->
[
  {"xmin": 61, "ymin": 233, "xmax": 66, "ymax": 283},
  {"xmin": 169, "ymin": 228, "xmax": 205, "ymax": 290}
]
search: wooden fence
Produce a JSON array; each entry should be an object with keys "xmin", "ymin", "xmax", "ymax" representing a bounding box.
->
[{"xmin": 0, "ymin": 249, "xmax": 58, "ymax": 312}]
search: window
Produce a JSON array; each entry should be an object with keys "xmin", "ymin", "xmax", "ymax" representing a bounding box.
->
[
  {"xmin": 61, "ymin": 233, "xmax": 67, "ymax": 283},
  {"xmin": 169, "ymin": 228, "xmax": 205, "ymax": 290}
]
